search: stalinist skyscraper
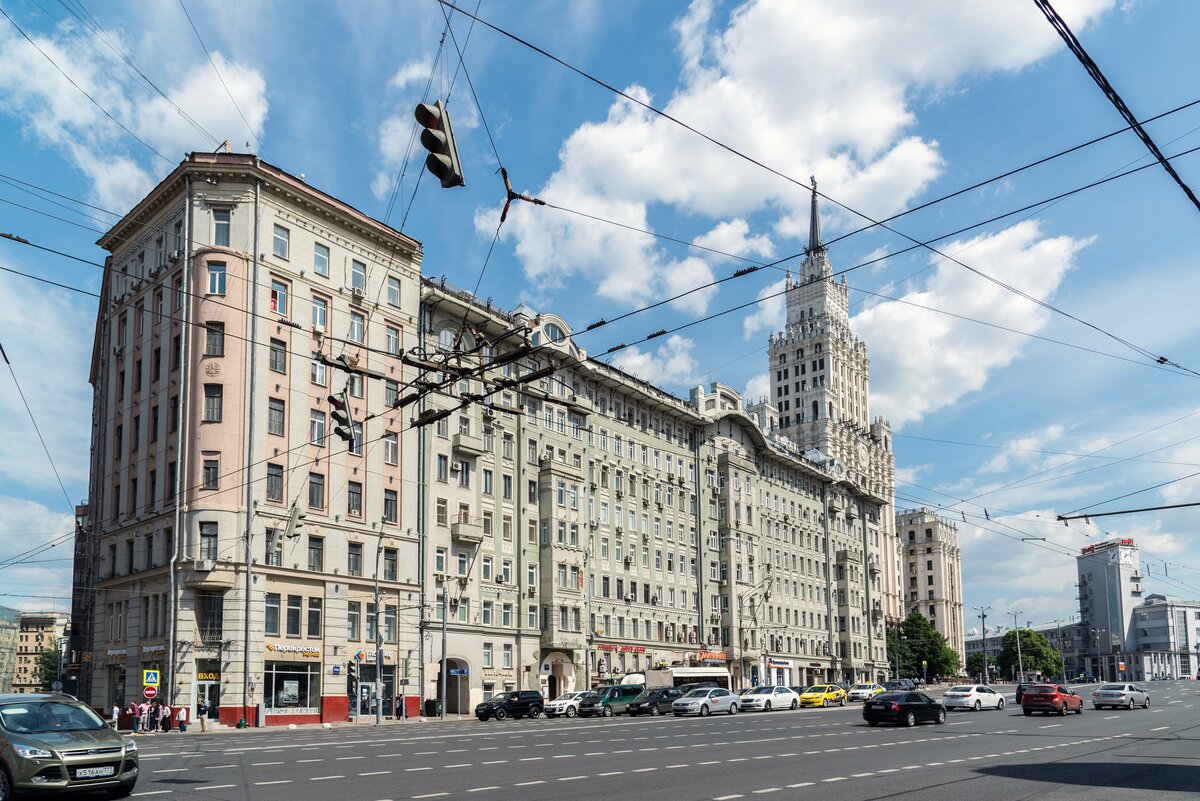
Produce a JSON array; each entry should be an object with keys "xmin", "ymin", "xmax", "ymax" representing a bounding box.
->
[{"xmin": 766, "ymin": 181, "xmax": 903, "ymax": 626}]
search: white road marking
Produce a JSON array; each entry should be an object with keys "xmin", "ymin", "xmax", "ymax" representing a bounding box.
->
[
  {"xmin": 254, "ymin": 780, "xmax": 292, "ymax": 786},
  {"xmin": 310, "ymin": 776, "xmax": 343, "ymax": 781},
  {"xmin": 196, "ymin": 785, "xmax": 237, "ymax": 791},
  {"xmin": 514, "ymin": 781, "xmax": 545, "ymax": 786},
  {"xmin": 153, "ymin": 768, "xmax": 187, "ymax": 774},
  {"xmin": 822, "ymin": 777, "xmax": 847, "ymax": 783},
  {"xmin": 1151, "ymin": 726, "xmax": 1170, "ymax": 731},
  {"xmin": 466, "ymin": 787, "xmax": 500, "ymax": 792},
  {"xmin": 358, "ymin": 771, "xmax": 391, "ymax": 776},
  {"xmin": 1039, "ymin": 724, "xmax": 1062, "ymax": 729},
  {"xmin": 787, "ymin": 783, "xmax": 814, "ymax": 788},
  {"xmin": 597, "ymin": 771, "xmax": 624, "ymax": 776}
]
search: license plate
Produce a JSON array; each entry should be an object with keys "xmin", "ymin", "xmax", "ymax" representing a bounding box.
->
[{"xmin": 76, "ymin": 766, "xmax": 116, "ymax": 778}]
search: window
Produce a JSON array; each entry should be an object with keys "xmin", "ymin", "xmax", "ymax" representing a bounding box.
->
[
  {"xmin": 311, "ymin": 353, "xmax": 327, "ymax": 385},
  {"xmin": 384, "ymin": 489, "xmax": 397, "ymax": 523},
  {"xmin": 307, "ymin": 598, "xmax": 322, "ymax": 637},
  {"xmin": 385, "ymin": 379, "xmax": 399, "ymax": 407},
  {"xmin": 502, "ymin": 643, "xmax": 513, "ymax": 668},
  {"xmin": 309, "ymin": 410, "xmax": 325, "ymax": 445},
  {"xmin": 312, "ymin": 296, "xmax": 328, "ymax": 329},
  {"xmin": 270, "ymin": 279, "xmax": 288, "ymax": 315},
  {"xmin": 347, "ymin": 602, "xmax": 360, "ymax": 640},
  {"xmin": 383, "ymin": 432, "xmax": 398, "ymax": 465},
  {"xmin": 269, "ymin": 338, "xmax": 287, "ymax": 373},
  {"xmin": 268, "ymin": 398, "xmax": 285, "ymax": 435},
  {"xmin": 199, "ymin": 522, "xmax": 218, "ymax": 560},
  {"xmin": 272, "ymin": 224, "xmax": 289, "ymax": 259},
  {"xmin": 385, "ymin": 325, "xmax": 400, "ymax": 355},
  {"xmin": 265, "ymin": 593, "xmax": 280, "ymax": 635},
  {"xmin": 351, "ymin": 260, "xmax": 366, "ymax": 290},
  {"xmin": 348, "ymin": 542, "xmax": 362, "ymax": 576},
  {"xmin": 383, "ymin": 548, "xmax": 397, "ymax": 581},
  {"xmin": 313, "ymin": 242, "xmax": 330, "ymax": 277},
  {"xmin": 202, "ymin": 459, "xmax": 219, "ymax": 489},
  {"xmin": 304, "ymin": 536, "xmax": 324, "ymax": 572},
  {"xmin": 387, "ymin": 276, "xmax": 401, "ymax": 306},
  {"xmin": 437, "ymin": 455, "xmax": 449, "ymax": 482},
  {"xmin": 349, "ymin": 422, "xmax": 363, "ymax": 455},
  {"xmin": 347, "ymin": 481, "xmax": 362, "ymax": 517},
  {"xmin": 266, "ymin": 463, "xmax": 283, "ymax": 502},
  {"xmin": 349, "ymin": 312, "xmax": 365, "ymax": 343},
  {"xmin": 482, "ymin": 601, "xmax": 493, "ymax": 625},
  {"xmin": 203, "ymin": 384, "xmax": 223, "ymax": 422},
  {"xmin": 286, "ymin": 595, "xmax": 301, "ymax": 636},
  {"xmin": 207, "ymin": 261, "xmax": 226, "ymax": 295},
  {"xmin": 203, "ymin": 322, "xmax": 225, "ymax": 356},
  {"xmin": 308, "ymin": 472, "xmax": 325, "ymax": 509},
  {"xmin": 436, "ymin": 498, "xmax": 447, "ymax": 526},
  {"xmin": 213, "ymin": 209, "xmax": 230, "ymax": 246},
  {"xmin": 482, "ymin": 642, "xmax": 493, "ymax": 668}
]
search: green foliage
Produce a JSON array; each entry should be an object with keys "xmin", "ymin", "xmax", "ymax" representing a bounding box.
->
[
  {"xmin": 996, "ymin": 629, "xmax": 1063, "ymax": 679},
  {"xmin": 966, "ymin": 652, "xmax": 986, "ymax": 678},
  {"xmin": 34, "ymin": 647, "xmax": 61, "ymax": 690},
  {"xmin": 886, "ymin": 612, "xmax": 962, "ymax": 679}
]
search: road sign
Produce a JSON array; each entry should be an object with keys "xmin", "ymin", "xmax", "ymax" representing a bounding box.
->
[
  {"xmin": 1119, "ymin": 661, "xmax": 1126, "ymax": 671},
  {"xmin": 143, "ymin": 686, "xmax": 158, "ymax": 699},
  {"xmin": 448, "ymin": 667, "xmax": 468, "ymax": 676},
  {"xmin": 921, "ymin": 660, "xmax": 928, "ymax": 666},
  {"xmin": 354, "ymin": 650, "xmax": 366, "ymax": 662},
  {"xmin": 143, "ymin": 670, "xmax": 160, "ymax": 687},
  {"xmin": 51, "ymin": 680, "xmax": 63, "ymax": 692}
]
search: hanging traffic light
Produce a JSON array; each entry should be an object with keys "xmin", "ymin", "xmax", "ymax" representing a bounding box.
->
[
  {"xmin": 282, "ymin": 502, "xmax": 306, "ymax": 540},
  {"xmin": 328, "ymin": 391, "xmax": 354, "ymax": 443},
  {"xmin": 414, "ymin": 100, "xmax": 465, "ymax": 188}
]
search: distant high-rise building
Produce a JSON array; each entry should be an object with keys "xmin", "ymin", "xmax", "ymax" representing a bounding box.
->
[
  {"xmin": 0, "ymin": 605, "xmax": 19, "ymax": 692},
  {"xmin": 895, "ymin": 509, "xmax": 964, "ymax": 666},
  {"xmin": 1076, "ymin": 537, "xmax": 1143, "ymax": 680},
  {"xmin": 13, "ymin": 612, "xmax": 69, "ymax": 693}
]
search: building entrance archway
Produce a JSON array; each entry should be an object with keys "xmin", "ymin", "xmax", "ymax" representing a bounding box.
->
[{"xmin": 436, "ymin": 658, "xmax": 470, "ymax": 714}]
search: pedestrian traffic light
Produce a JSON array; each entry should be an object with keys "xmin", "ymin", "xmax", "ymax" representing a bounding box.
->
[
  {"xmin": 282, "ymin": 502, "xmax": 306, "ymax": 540},
  {"xmin": 328, "ymin": 391, "xmax": 354, "ymax": 443},
  {"xmin": 414, "ymin": 100, "xmax": 465, "ymax": 188}
]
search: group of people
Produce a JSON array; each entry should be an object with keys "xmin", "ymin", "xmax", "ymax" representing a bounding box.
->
[{"xmin": 111, "ymin": 698, "xmax": 209, "ymax": 734}]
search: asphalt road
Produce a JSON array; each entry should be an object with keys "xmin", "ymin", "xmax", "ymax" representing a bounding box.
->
[{"xmin": 129, "ymin": 681, "xmax": 1200, "ymax": 801}]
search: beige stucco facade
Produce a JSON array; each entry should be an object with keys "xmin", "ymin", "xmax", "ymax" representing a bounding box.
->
[{"xmin": 896, "ymin": 508, "xmax": 965, "ymax": 667}]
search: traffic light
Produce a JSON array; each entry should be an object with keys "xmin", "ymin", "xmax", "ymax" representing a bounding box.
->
[
  {"xmin": 328, "ymin": 391, "xmax": 354, "ymax": 443},
  {"xmin": 282, "ymin": 502, "xmax": 306, "ymax": 540},
  {"xmin": 414, "ymin": 100, "xmax": 465, "ymax": 188},
  {"xmin": 266, "ymin": 527, "xmax": 283, "ymax": 557}
]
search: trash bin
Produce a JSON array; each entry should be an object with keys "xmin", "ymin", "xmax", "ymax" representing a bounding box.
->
[{"xmin": 423, "ymin": 699, "xmax": 441, "ymax": 717}]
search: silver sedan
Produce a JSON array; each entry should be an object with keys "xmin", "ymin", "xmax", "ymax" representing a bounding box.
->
[
  {"xmin": 1091, "ymin": 683, "xmax": 1150, "ymax": 709},
  {"xmin": 672, "ymin": 687, "xmax": 739, "ymax": 717},
  {"xmin": 942, "ymin": 684, "xmax": 1005, "ymax": 711}
]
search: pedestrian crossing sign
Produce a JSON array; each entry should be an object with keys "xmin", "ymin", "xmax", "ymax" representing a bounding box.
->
[
  {"xmin": 354, "ymin": 650, "xmax": 365, "ymax": 662},
  {"xmin": 143, "ymin": 670, "xmax": 160, "ymax": 687}
]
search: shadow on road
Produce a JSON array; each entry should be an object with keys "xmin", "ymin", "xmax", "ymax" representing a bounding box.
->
[{"xmin": 977, "ymin": 762, "xmax": 1200, "ymax": 792}]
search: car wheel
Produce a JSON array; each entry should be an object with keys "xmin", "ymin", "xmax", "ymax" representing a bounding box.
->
[
  {"xmin": 868, "ymin": 720, "xmax": 879, "ymax": 727},
  {"xmin": 997, "ymin": 698, "xmax": 1005, "ymax": 710},
  {"xmin": 765, "ymin": 701, "xmax": 772, "ymax": 712},
  {"xmin": 936, "ymin": 709, "xmax": 946, "ymax": 724},
  {"xmin": 1076, "ymin": 705, "xmax": 1083, "ymax": 715},
  {"xmin": 650, "ymin": 705, "xmax": 661, "ymax": 716},
  {"xmin": 823, "ymin": 698, "xmax": 830, "ymax": 708},
  {"xmin": 1023, "ymin": 709, "xmax": 1032, "ymax": 716},
  {"xmin": 0, "ymin": 767, "xmax": 12, "ymax": 801},
  {"xmin": 699, "ymin": 704, "xmax": 710, "ymax": 717},
  {"xmin": 477, "ymin": 715, "xmax": 488, "ymax": 722},
  {"xmin": 495, "ymin": 708, "xmax": 508, "ymax": 721},
  {"xmin": 973, "ymin": 700, "xmax": 981, "ymax": 712},
  {"xmin": 1127, "ymin": 700, "xmax": 1134, "ymax": 710},
  {"xmin": 904, "ymin": 712, "xmax": 917, "ymax": 727},
  {"xmin": 566, "ymin": 706, "xmax": 577, "ymax": 718},
  {"xmin": 529, "ymin": 706, "xmax": 542, "ymax": 719},
  {"xmin": 729, "ymin": 704, "xmax": 738, "ymax": 715},
  {"xmin": 1144, "ymin": 698, "xmax": 1151, "ymax": 709},
  {"xmin": 603, "ymin": 706, "xmax": 613, "ymax": 717},
  {"xmin": 790, "ymin": 700, "xmax": 798, "ymax": 710},
  {"xmin": 839, "ymin": 698, "xmax": 846, "ymax": 707},
  {"xmin": 107, "ymin": 781, "xmax": 137, "ymax": 799},
  {"xmin": 1058, "ymin": 704, "xmax": 1068, "ymax": 717}
]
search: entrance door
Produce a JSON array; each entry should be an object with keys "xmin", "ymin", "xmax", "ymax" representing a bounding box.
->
[
  {"xmin": 548, "ymin": 674, "xmax": 560, "ymax": 700},
  {"xmin": 198, "ymin": 682, "xmax": 220, "ymax": 719}
]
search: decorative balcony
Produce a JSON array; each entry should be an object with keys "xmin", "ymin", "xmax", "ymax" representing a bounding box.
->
[
  {"xmin": 451, "ymin": 514, "xmax": 485, "ymax": 544},
  {"xmin": 452, "ymin": 432, "xmax": 486, "ymax": 457}
]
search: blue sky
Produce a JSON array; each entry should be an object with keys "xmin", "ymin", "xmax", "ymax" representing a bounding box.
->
[{"xmin": 2, "ymin": 0, "xmax": 1200, "ymax": 638}]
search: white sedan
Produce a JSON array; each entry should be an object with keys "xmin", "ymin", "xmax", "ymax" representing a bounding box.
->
[
  {"xmin": 739, "ymin": 686, "xmax": 800, "ymax": 712},
  {"xmin": 942, "ymin": 684, "xmax": 1006, "ymax": 711},
  {"xmin": 1092, "ymin": 683, "xmax": 1150, "ymax": 709},
  {"xmin": 847, "ymin": 683, "xmax": 886, "ymax": 702},
  {"xmin": 672, "ymin": 687, "xmax": 739, "ymax": 717},
  {"xmin": 544, "ymin": 690, "xmax": 594, "ymax": 718}
]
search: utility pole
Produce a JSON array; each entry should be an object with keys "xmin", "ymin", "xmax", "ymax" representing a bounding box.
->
[
  {"xmin": 1010, "ymin": 610, "xmax": 1024, "ymax": 681},
  {"xmin": 440, "ymin": 582, "xmax": 448, "ymax": 720},
  {"xmin": 974, "ymin": 606, "xmax": 991, "ymax": 684},
  {"xmin": 374, "ymin": 530, "xmax": 385, "ymax": 726}
]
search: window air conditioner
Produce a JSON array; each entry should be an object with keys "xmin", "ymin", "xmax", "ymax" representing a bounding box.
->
[{"xmin": 351, "ymin": 287, "xmax": 365, "ymax": 302}]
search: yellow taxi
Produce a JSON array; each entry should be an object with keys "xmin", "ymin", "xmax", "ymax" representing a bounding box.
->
[{"xmin": 798, "ymin": 684, "xmax": 848, "ymax": 708}]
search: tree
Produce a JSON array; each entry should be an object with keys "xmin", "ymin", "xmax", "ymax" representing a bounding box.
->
[
  {"xmin": 33, "ymin": 647, "xmax": 61, "ymax": 691},
  {"xmin": 966, "ymin": 652, "xmax": 986, "ymax": 680},
  {"xmin": 996, "ymin": 629, "xmax": 1061, "ymax": 680},
  {"xmin": 888, "ymin": 612, "xmax": 961, "ymax": 680}
]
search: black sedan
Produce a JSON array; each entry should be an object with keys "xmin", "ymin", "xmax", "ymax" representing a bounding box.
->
[
  {"xmin": 863, "ymin": 691, "xmax": 946, "ymax": 727},
  {"xmin": 626, "ymin": 687, "xmax": 683, "ymax": 716}
]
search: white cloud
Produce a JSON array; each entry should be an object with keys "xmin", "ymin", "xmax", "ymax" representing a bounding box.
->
[
  {"xmin": 610, "ymin": 334, "xmax": 698, "ymax": 387},
  {"xmin": 663, "ymin": 257, "xmax": 717, "ymax": 315},
  {"xmin": 855, "ymin": 221, "xmax": 1094, "ymax": 428},
  {"xmin": 693, "ymin": 218, "xmax": 774, "ymax": 262},
  {"xmin": 743, "ymin": 371, "xmax": 769, "ymax": 402},
  {"xmin": 978, "ymin": 424, "xmax": 1067, "ymax": 474},
  {"xmin": 390, "ymin": 59, "xmax": 433, "ymax": 89},
  {"xmin": 742, "ymin": 277, "xmax": 786, "ymax": 340},
  {"xmin": 0, "ymin": 495, "xmax": 75, "ymax": 613}
]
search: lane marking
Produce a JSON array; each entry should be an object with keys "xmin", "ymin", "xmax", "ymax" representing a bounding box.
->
[
  {"xmin": 310, "ymin": 776, "xmax": 344, "ymax": 781},
  {"xmin": 558, "ymin": 776, "xmax": 587, "ymax": 782},
  {"xmin": 254, "ymin": 780, "xmax": 292, "ymax": 786},
  {"xmin": 597, "ymin": 771, "xmax": 624, "ymax": 776},
  {"xmin": 359, "ymin": 771, "xmax": 391, "ymax": 776},
  {"xmin": 514, "ymin": 781, "xmax": 545, "ymax": 786},
  {"xmin": 467, "ymin": 787, "xmax": 500, "ymax": 792},
  {"xmin": 196, "ymin": 785, "xmax": 237, "ymax": 791},
  {"xmin": 1151, "ymin": 726, "xmax": 1170, "ymax": 731}
]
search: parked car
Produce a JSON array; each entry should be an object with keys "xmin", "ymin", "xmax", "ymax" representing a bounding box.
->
[
  {"xmin": 799, "ymin": 684, "xmax": 847, "ymax": 708},
  {"xmin": 1020, "ymin": 684, "xmax": 1083, "ymax": 717},
  {"xmin": 863, "ymin": 691, "xmax": 946, "ymax": 727},
  {"xmin": 1091, "ymin": 683, "xmax": 1150, "ymax": 710},
  {"xmin": 847, "ymin": 683, "xmax": 886, "ymax": 702},
  {"xmin": 942, "ymin": 684, "xmax": 1005, "ymax": 712},
  {"xmin": 882, "ymin": 679, "xmax": 917, "ymax": 692},
  {"xmin": 544, "ymin": 690, "xmax": 594, "ymax": 718},
  {"xmin": 739, "ymin": 686, "xmax": 800, "ymax": 712},
  {"xmin": 0, "ymin": 693, "xmax": 139, "ymax": 798},
  {"xmin": 578, "ymin": 684, "xmax": 644, "ymax": 717},
  {"xmin": 475, "ymin": 689, "xmax": 544, "ymax": 721},
  {"xmin": 672, "ymin": 687, "xmax": 739, "ymax": 717},
  {"xmin": 677, "ymin": 681, "xmax": 720, "ymax": 694},
  {"xmin": 626, "ymin": 687, "xmax": 683, "ymax": 717},
  {"xmin": 1075, "ymin": 674, "xmax": 1098, "ymax": 683}
]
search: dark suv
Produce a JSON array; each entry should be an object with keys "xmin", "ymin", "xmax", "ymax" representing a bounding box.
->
[
  {"xmin": 475, "ymin": 690, "xmax": 544, "ymax": 721},
  {"xmin": 882, "ymin": 680, "xmax": 916, "ymax": 692},
  {"xmin": 627, "ymin": 687, "xmax": 683, "ymax": 716}
]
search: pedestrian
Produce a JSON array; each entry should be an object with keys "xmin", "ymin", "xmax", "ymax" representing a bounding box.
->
[
  {"xmin": 111, "ymin": 702, "xmax": 120, "ymax": 729},
  {"xmin": 128, "ymin": 702, "xmax": 140, "ymax": 734},
  {"xmin": 159, "ymin": 702, "xmax": 171, "ymax": 733},
  {"xmin": 175, "ymin": 704, "xmax": 188, "ymax": 733},
  {"xmin": 197, "ymin": 698, "xmax": 208, "ymax": 732},
  {"xmin": 138, "ymin": 701, "xmax": 150, "ymax": 733}
]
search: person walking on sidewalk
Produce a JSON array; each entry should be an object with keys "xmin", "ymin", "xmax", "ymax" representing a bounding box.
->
[
  {"xmin": 110, "ymin": 703, "xmax": 120, "ymax": 729},
  {"xmin": 175, "ymin": 704, "xmax": 188, "ymax": 733},
  {"xmin": 128, "ymin": 702, "xmax": 140, "ymax": 735},
  {"xmin": 159, "ymin": 702, "xmax": 171, "ymax": 733},
  {"xmin": 138, "ymin": 701, "xmax": 150, "ymax": 734},
  {"xmin": 197, "ymin": 699, "xmax": 208, "ymax": 732}
]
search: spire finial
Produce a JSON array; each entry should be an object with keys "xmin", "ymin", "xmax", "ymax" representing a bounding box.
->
[{"xmin": 806, "ymin": 176, "xmax": 824, "ymax": 256}]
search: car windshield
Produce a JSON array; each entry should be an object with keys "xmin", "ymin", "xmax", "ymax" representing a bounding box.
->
[
  {"xmin": 1099, "ymin": 684, "xmax": 1126, "ymax": 691},
  {"xmin": 0, "ymin": 701, "xmax": 107, "ymax": 733},
  {"xmin": 748, "ymin": 687, "xmax": 773, "ymax": 695},
  {"xmin": 684, "ymin": 689, "xmax": 711, "ymax": 698},
  {"xmin": 1027, "ymin": 685, "xmax": 1055, "ymax": 692},
  {"xmin": 948, "ymin": 686, "xmax": 974, "ymax": 692},
  {"xmin": 851, "ymin": 684, "xmax": 873, "ymax": 691},
  {"xmin": 806, "ymin": 686, "xmax": 829, "ymax": 693}
]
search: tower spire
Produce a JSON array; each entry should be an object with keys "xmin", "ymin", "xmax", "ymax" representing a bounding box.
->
[{"xmin": 806, "ymin": 176, "xmax": 824, "ymax": 256}]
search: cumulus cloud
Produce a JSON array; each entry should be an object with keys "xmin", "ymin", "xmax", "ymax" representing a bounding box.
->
[
  {"xmin": 855, "ymin": 221, "xmax": 1094, "ymax": 428},
  {"xmin": 0, "ymin": 495, "xmax": 75, "ymax": 613},
  {"xmin": 742, "ymin": 277, "xmax": 786, "ymax": 339},
  {"xmin": 743, "ymin": 372, "xmax": 769, "ymax": 403},
  {"xmin": 611, "ymin": 334, "xmax": 698, "ymax": 388},
  {"xmin": 978, "ymin": 424, "xmax": 1067, "ymax": 474}
]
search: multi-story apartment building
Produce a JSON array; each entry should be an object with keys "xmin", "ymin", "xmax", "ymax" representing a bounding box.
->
[
  {"xmin": 0, "ymin": 605, "xmax": 19, "ymax": 692},
  {"xmin": 13, "ymin": 612, "xmax": 69, "ymax": 693},
  {"xmin": 417, "ymin": 273, "xmax": 892, "ymax": 711},
  {"xmin": 766, "ymin": 186, "xmax": 901, "ymax": 626},
  {"xmin": 1076, "ymin": 537, "xmax": 1143, "ymax": 681},
  {"xmin": 84, "ymin": 151, "xmax": 423, "ymax": 724},
  {"xmin": 895, "ymin": 508, "xmax": 964, "ymax": 665},
  {"xmin": 1129, "ymin": 594, "xmax": 1200, "ymax": 680}
]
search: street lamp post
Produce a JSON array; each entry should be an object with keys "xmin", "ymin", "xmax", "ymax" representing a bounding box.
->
[
  {"xmin": 1052, "ymin": 619, "xmax": 1067, "ymax": 680},
  {"xmin": 1090, "ymin": 628, "xmax": 1105, "ymax": 681},
  {"xmin": 1010, "ymin": 610, "xmax": 1024, "ymax": 681},
  {"xmin": 974, "ymin": 606, "xmax": 991, "ymax": 685}
]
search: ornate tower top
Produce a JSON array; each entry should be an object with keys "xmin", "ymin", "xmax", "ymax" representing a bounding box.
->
[{"xmin": 806, "ymin": 176, "xmax": 824, "ymax": 257}]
